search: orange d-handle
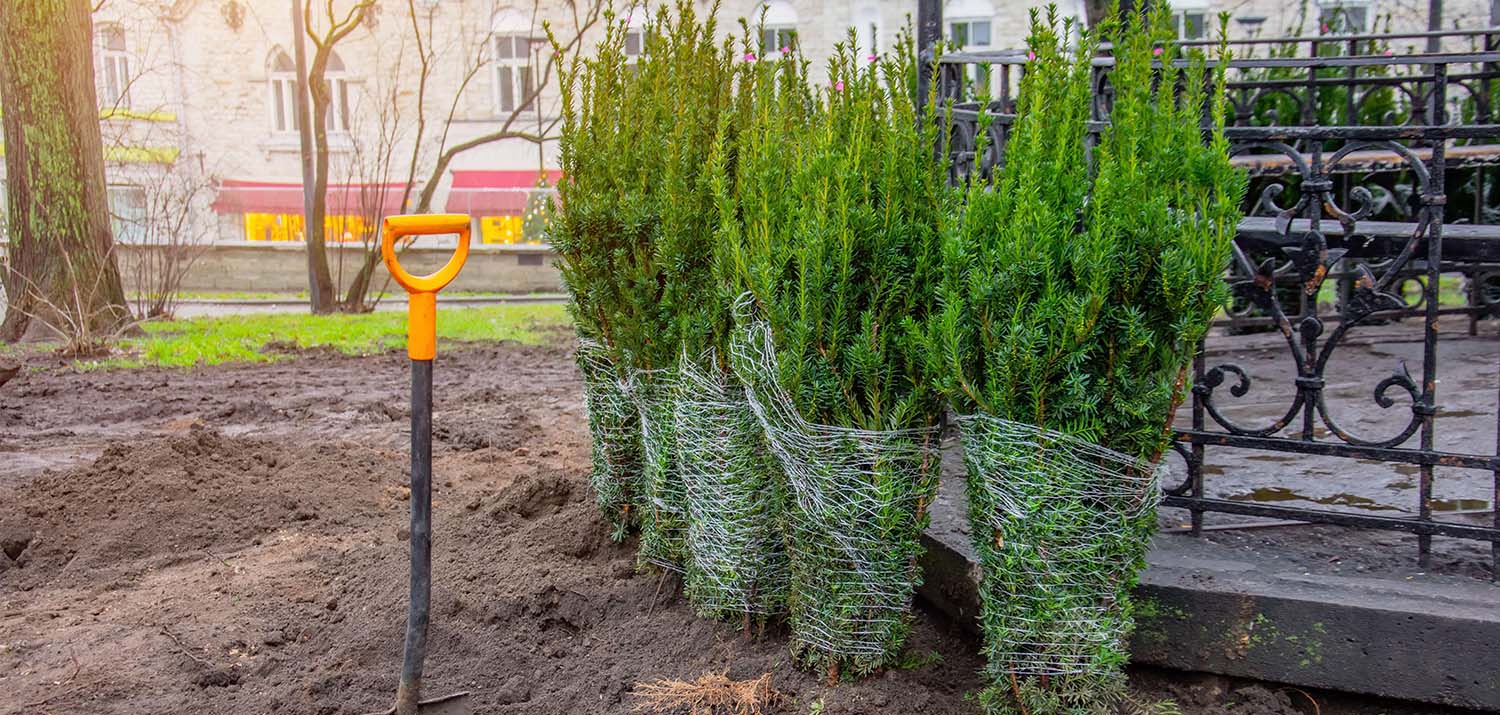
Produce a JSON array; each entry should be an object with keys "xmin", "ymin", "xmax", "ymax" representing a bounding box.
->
[{"xmin": 381, "ymin": 214, "xmax": 471, "ymax": 361}]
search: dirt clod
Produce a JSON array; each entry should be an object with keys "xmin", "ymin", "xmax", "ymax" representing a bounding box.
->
[
  {"xmin": 0, "ymin": 525, "xmax": 33, "ymax": 560},
  {"xmin": 193, "ymin": 668, "xmax": 241, "ymax": 688}
]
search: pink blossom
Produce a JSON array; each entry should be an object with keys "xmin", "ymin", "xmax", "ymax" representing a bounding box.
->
[
  {"xmin": 744, "ymin": 52, "xmax": 757, "ymax": 62},
  {"xmin": 1026, "ymin": 51, "xmax": 1036, "ymax": 61},
  {"xmin": 1152, "ymin": 46, "xmax": 1163, "ymax": 56},
  {"xmin": 867, "ymin": 53, "xmax": 878, "ymax": 61},
  {"xmin": 1320, "ymin": 22, "xmax": 1330, "ymax": 33},
  {"xmin": 835, "ymin": 80, "xmax": 845, "ymax": 91},
  {"xmin": 1383, "ymin": 48, "xmax": 1394, "ymax": 56},
  {"xmin": 780, "ymin": 45, "xmax": 790, "ymax": 54}
]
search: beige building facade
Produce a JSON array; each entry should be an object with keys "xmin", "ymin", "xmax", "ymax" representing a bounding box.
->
[{"xmin": 18, "ymin": 0, "xmax": 1500, "ymax": 254}]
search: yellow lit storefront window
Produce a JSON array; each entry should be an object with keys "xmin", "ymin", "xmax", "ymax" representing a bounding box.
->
[
  {"xmin": 243, "ymin": 213, "xmax": 374, "ymax": 243},
  {"xmin": 480, "ymin": 215, "xmax": 525, "ymax": 245}
]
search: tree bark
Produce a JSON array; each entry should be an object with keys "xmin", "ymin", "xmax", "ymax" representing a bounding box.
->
[
  {"xmin": 306, "ymin": 40, "xmax": 336, "ymax": 313},
  {"xmin": 292, "ymin": 0, "xmax": 333, "ymax": 313},
  {"xmin": 0, "ymin": 0, "xmax": 130, "ymax": 342},
  {"xmin": 303, "ymin": 0, "xmax": 371, "ymax": 313}
]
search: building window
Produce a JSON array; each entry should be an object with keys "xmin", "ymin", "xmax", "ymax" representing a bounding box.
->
[
  {"xmin": 322, "ymin": 51, "xmax": 352, "ymax": 133},
  {"xmin": 99, "ymin": 26, "xmax": 131, "ymax": 107},
  {"xmin": 762, "ymin": 26, "xmax": 796, "ymax": 52},
  {"xmin": 948, "ymin": 18, "xmax": 991, "ymax": 48},
  {"xmin": 1318, "ymin": 2, "xmax": 1368, "ymax": 33},
  {"xmin": 108, "ymin": 185, "xmax": 147, "ymax": 244},
  {"xmin": 624, "ymin": 27, "xmax": 644, "ymax": 60},
  {"xmin": 757, "ymin": 1, "xmax": 799, "ymax": 53},
  {"xmin": 269, "ymin": 51, "xmax": 298, "ymax": 134},
  {"xmin": 1175, "ymin": 9, "xmax": 1209, "ymax": 39},
  {"xmin": 493, "ymin": 35, "xmax": 535, "ymax": 114}
]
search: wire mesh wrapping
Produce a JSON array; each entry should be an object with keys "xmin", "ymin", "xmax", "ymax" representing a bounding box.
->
[
  {"xmin": 576, "ymin": 339, "xmax": 642, "ymax": 539},
  {"xmin": 675, "ymin": 352, "xmax": 790, "ymax": 621},
  {"xmin": 731, "ymin": 315, "xmax": 941, "ymax": 676},
  {"xmin": 956, "ymin": 412, "xmax": 1162, "ymax": 686},
  {"xmin": 631, "ymin": 366, "xmax": 689, "ymax": 572}
]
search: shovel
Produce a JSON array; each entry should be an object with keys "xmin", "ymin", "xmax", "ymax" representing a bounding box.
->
[{"xmin": 367, "ymin": 214, "xmax": 473, "ymax": 715}]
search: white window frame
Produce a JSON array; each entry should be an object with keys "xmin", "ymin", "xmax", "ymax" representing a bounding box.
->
[
  {"xmin": 1317, "ymin": 1, "xmax": 1370, "ymax": 34},
  {"xmin": 99, "ymin": 26, "xmax": 131, "ymax": 108},
  {"xmin": 1174, "ymin": 7, "xmax": 1210, "ymax": 40},
  {"xmin": 947, "ymin": 17, "xmax": 992, "ymax": 49},
  {"xmin": 492, "ymin": 34, "xmax": 536, "ymax": 115},
  {"xmin": 108, "ymin": 184, "xmax": 147, "ymax": 244},
  {"xmin": 623, "ymin": 26, "xmax": 645, "ymax": 63},
  {"xmin": 757, "ymin": 1, "xmax": 799, "ymax": 54},
  {"xmin": 761, "ymin": 25, "xmax": 796, "ymax": 53},
  {"xmin": 323, "ymin": 71, "xmax": 352, "ymax": 134},
  {"xmin": 269, "ymin": 52, "xmax": 298, "ymax": 134}
]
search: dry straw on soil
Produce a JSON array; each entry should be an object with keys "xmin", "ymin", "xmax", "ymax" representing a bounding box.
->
[{"xmin": 631, "ymin": 671, "xmax": 786, "ymax": 715}]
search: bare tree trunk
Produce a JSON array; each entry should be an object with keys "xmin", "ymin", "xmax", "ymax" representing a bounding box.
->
[
  {"xmin": 0, "ymin": 0, "xmax": 130, "ymax": 342},
  {"xmin": 293, "ymin": 0, "xmax": 333, "ymax": 313},
  {"xmin": 307, "ymin": 43, "xmax": 336, "ymax": 313},
  {"xmin": 302, "ymin": 0, "xmax": 370, "ymax": 314}
]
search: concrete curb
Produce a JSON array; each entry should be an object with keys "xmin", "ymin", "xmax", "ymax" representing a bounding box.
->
[{"xmin": 918, "ymin": 514, "xmax": 1500, "ymax": 711}]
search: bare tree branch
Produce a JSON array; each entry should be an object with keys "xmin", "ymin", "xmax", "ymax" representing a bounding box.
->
[{"xmin": 411, "ymin": 0, "xmax": 605, "ymax": 213}]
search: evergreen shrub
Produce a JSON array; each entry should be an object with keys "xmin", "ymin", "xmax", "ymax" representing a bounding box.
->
[
  {"xmin": 675, "ymin": 39, "xmax": 810, "ymax": 622},
  {"xmin": 725, "ymin": 31, "xmax": 952, "ymax": 679},
  {"xmin": 929, "ymin": 5, "xmax": 1246, "ymax": 712},
  {"xmin": 554, "ymin": 1, "xmax": 736, "ymax": 566}
]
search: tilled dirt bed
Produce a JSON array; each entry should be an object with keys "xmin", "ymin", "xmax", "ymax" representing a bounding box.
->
[{"xmin": 0, "ymin": 335, "xmax": 1472, "ymax": 714}]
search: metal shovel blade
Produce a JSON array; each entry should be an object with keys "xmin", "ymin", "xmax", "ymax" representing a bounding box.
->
[
  {"xmin": 364, "ymin": 690, "xmax": 472, "ymax": 715},
  {"xmin": 414, "ymin": 692, "xmax": 473, "ymax": 714}
]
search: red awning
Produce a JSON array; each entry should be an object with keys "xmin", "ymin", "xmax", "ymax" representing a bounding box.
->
[
  {"xmin": 210, "ymin": 180, "xmax": 411, "ymax": 215},
  {"xmin": 444, "ymin": 169, "xmax": 562, "ymax": 215}
]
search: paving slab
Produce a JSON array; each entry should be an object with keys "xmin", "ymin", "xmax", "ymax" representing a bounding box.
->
[{"xmin": 921, "ymin": 448, "xmax": 1500, "ymax": 711}]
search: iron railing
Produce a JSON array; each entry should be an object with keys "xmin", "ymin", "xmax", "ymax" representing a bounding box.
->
[{"xmin": 925, "ymin": 40, "xmax": 1500, "ymax": 574}]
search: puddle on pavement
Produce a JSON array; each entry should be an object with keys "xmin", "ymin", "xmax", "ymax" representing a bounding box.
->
[
  {"xmin": 1226, "ymin": 486, "xmax": 1403, "ymax": 511},
  {"xmin": 1244, "ymin": 453, "xmax": 1300, "ymax": 463},
  {"xmin": 1431, "ymin": 498, "xmax": 1491, "ymax": 512},
  {"xmin": 1227, "ymin": 487, "xmax": 1489, "ymax": 513},
  {"xmin": 1439, "ymin": 408, "xmax": 1490, "ymax": 419}
]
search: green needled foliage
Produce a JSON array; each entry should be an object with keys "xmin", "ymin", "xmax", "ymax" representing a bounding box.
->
[
  {"xmin": 555, "ymin": 2, "xmax": 738, "ymax": 557},
  {"xmin": 730, "ymin": 34, "xmax": 948, "ymax": 434},
  {"xmin": 725, "ymin": 31, "xmax": 951, "ymax": 678},
  {"xmin": 932, "ymin": 4, "xmax": 1246, "ymax": 711},
  {"xmin": 675, "ymin": 38, "xmax": 808, "ymax": 622}
]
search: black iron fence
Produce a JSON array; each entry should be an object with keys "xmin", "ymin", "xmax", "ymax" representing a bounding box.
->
[{"xmin": 925, "ymin": 38, "xmax": 1500, "ymax": 575}]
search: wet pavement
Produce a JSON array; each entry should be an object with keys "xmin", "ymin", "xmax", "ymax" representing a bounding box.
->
[{"xmin": 1166, "ymin": 320, "xmax": 1498, "ymax": 520}]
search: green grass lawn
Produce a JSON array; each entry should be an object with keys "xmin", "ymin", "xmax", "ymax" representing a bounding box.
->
[
  {"xmin": 77, "ymin": 303, "xmax": 569, "ymax": 370},
  {"xmin": 158, "ymin": 290, "xmax": 564, "ymax": 301}
]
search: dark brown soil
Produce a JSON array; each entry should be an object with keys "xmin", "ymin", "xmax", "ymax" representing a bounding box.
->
[{"xmin": 0, "ymin": 337, "xmax": 1479, "ymax": 715}]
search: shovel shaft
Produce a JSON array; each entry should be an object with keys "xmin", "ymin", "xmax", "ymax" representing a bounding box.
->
[{"xmin": 396, "ymin": 358, "xmax": 434, "ymax": 713}]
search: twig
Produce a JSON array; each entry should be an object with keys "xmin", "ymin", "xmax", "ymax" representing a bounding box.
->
[
  {"xmin": 646, "ymin": 571, "xmax": 668, "ymax": 618},
  {"xmin": 1287, "ymin": 686, "xmax": 1321, "ymax": 715},
  {"xmin": 159, "ymin": 625, "xmax": 212, "ymax": 668},
  {"xmin": 1008, "ymin": 669, "xmax": 1031, "ymax": 715},
  {"xmin": 201, "ymin": 548, "xmax": 235, "ymax": 572}
]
